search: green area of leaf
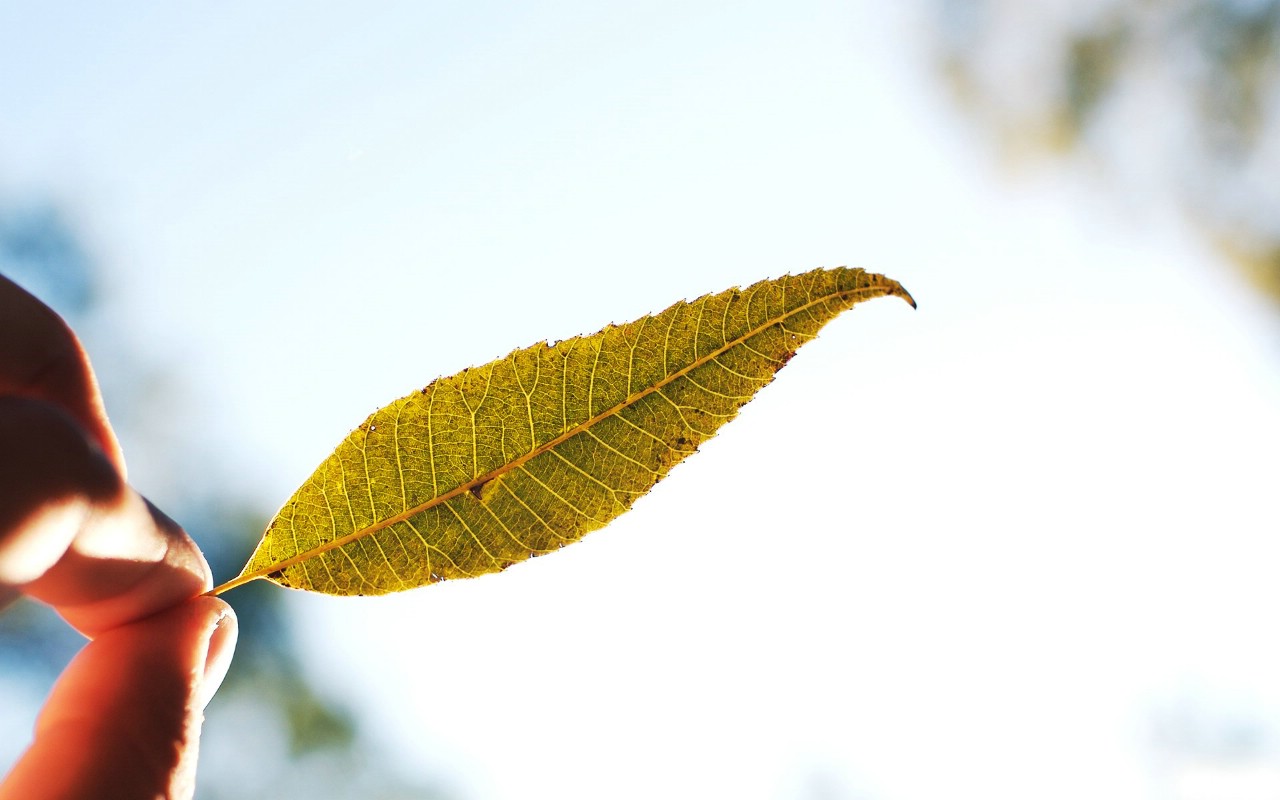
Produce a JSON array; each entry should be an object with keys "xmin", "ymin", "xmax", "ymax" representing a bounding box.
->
[{"xmin": 215, "ymin": 267, "xmax": 914, "ymax": 597}]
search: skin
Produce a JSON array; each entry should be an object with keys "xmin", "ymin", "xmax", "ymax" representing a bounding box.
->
[{"xmin": 0, "ymin": 274, "xmax": 236, "ymax": 800}]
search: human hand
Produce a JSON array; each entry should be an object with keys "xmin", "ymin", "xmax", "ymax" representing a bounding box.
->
[{"xmin": 0, "ymin": 275, "xmax": 236, "ymax": 800}]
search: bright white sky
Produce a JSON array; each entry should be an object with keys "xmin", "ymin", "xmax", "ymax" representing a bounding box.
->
[{"xmin": 2, "ymin": 2, "xmax": 1278, "ymax": 799}]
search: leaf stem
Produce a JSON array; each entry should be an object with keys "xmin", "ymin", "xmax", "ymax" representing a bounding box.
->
[{"xmin": 206, "ymin": 572, "xmax": 259, "ymax": 597}]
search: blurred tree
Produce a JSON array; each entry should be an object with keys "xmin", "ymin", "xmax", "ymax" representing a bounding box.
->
[
  {"xmin": 0, "ymin": 200, "xmax": 456, "ymax": 799},
  {"xmin": 929, "ymin": 0, "xmax": 1280, "ymax": 304},
  {"xmin": 0, "ymin": 205, "xmax": 95, "ymax": 316}
]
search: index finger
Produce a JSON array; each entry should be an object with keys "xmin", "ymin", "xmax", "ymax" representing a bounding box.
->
[
  {"xmin": 0, "ymin": 274, "xmax": 124, "ymax": 474},
  {"xmin": 0, "ymin": 398, "xmax": 212, "ymax": 637},
  {"xmin": 0, "ymin": 278, "xmax": 210, "ymax": 635}
]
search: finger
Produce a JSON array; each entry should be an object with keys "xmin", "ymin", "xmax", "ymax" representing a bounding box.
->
[
  {"xmin": 0, "ymin": 398, "xmax": 211, "ymax": 637},
  {"xmin": 0, "ymin": 274, "xmax": 124, "ymax": 473},
  {"xmin": 0, "ymin": 596, "xmax": 238, "ymax": 800}
]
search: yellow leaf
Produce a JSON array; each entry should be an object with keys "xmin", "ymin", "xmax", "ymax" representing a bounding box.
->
[{"xmin": 213, "ymin": 267, "xmax": 914, "ymax": 596}]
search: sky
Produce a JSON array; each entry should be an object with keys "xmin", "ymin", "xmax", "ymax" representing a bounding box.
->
[{"xmin": 2, "ymin": 2, "xmax": 1279, "ymax": 799}]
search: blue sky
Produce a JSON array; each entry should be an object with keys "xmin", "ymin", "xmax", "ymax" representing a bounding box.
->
[{"xmin": 3, "ymin": 3, "xmax": 1279, "ymax": 799}]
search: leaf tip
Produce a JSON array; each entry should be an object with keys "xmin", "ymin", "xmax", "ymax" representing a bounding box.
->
[{"xmin": 891, "ymin": 282, "xmax": 917, "ymax": 310}]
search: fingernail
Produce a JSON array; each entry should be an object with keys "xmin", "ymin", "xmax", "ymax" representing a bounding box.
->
[{"xmin": 198, "ymin": 610, "xmax": 238, "ymax": 710}]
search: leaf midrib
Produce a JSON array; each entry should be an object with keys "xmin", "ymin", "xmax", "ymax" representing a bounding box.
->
[{"xmin": 211, "ymin": 283, "xmax": 891, "ymax": 595}]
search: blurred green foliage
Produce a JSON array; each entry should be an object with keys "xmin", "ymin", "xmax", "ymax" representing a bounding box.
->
[{"xmin": 932, "ymin": 0, "xmax": 1280, "ymax": 305}]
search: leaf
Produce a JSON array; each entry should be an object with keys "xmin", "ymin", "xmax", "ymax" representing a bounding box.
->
[{"xmin": 213, "ymin": 267, "xmax": 914, "ymax": 597}]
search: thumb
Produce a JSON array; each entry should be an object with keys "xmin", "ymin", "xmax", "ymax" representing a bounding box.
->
[{"xmin": 0, "ymin": 597, "xmax": 237, "ymax": 800}]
